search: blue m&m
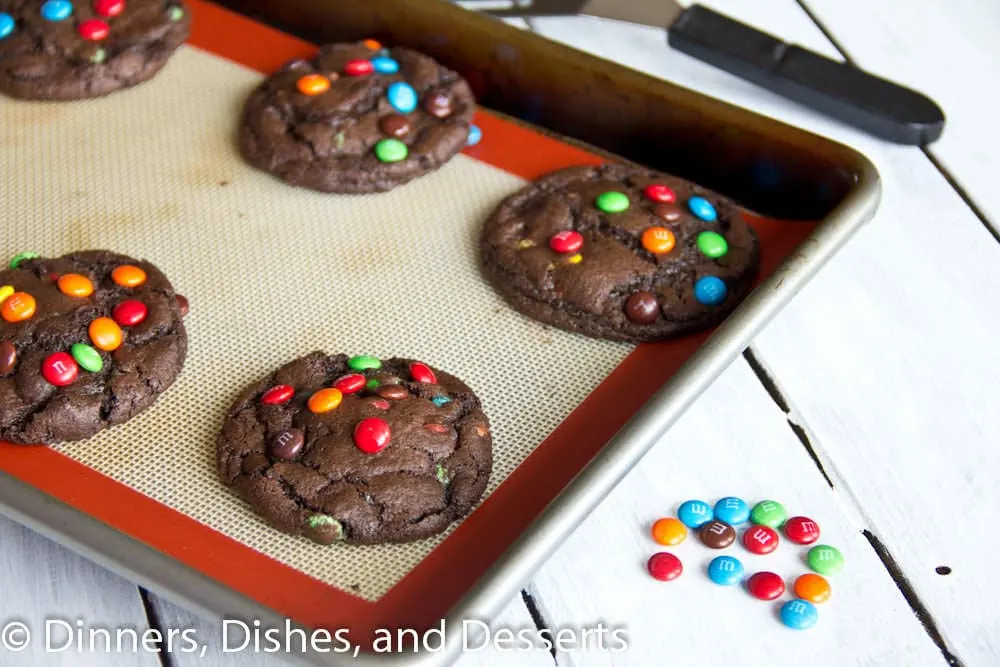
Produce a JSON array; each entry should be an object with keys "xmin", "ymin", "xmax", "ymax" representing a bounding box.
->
[
  {"xmin": 694, "ymin": 276, "xmax": 727, "ymax": 306},
  {"xmin": 41, "ymin": 0, "xmax": 73, "ymax": 21},
  {"xmin": 714, "ymin": 497, "xmax": 751, "ymax": 526},
  {"xmin": 688, "ymin": 196, "xmax": 717, "ymax": 222},
  {"xmin": 371, "ymin": 56, "xmax": 399, "ymax": 74},
  {"xmin": 707, "ymin": 556, "xmax": 744, "ymax": 586},
  {"xmin": 467, "ymin": 124, "xmax": 482, "ymax": 146},
  {"xmin": 0, "ymin": 13, "xmax": 14, "ymax": 40},
  {"xmin": 780, "ymin": 599, "xmax": 819, "ymax": 630},
  {"xmin": 677, "ymin": 499, "xmax": 713, "ymax": 529},
  {"xmin": 387, "ymin": 82, "xmax": 417, "ymax": 113}
]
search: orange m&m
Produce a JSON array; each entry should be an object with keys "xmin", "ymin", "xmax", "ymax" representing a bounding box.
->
[
  {"xmin": 651, "ymin": 517, "xmax": 688, "ymax": 546},
  {"xmin": 794, "ymin": 573, "xmax": 831, "ymax": 604},
  {"xmin": 89, "ymin": 317, "xmax": 123, "ymax": 352},
  {"xmin": 1, "ymin": 292, "xmax": 36, "ymax": 323},
  {"xmin": 58, "ymin": 273, "xmax": 95, "ymax": 298},
  {"xmin": 296, "ymin": 74, "xmax": 330, "ymax": 96},
  {"xmin": 362, "ymin": 38, "xmax": 382, "ymax": 50},
  {"xmin": 642, "ymin": 227, "xmax": 676, "ymax": 254},
  {"xmin": 112, "ymin": 265, "xmax": 146, "ymax": 288},
  {"xmin": 308, "ymin": 388, "xmax": 343, "ymax": 414}
]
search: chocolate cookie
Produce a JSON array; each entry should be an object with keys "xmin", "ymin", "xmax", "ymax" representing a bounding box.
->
[
  {"xmin": 480, "ymin": 164, "xmax": 761, "ymax": 342},
  {"xmin": 239, "ymin": 41, "xmax": 477, "ymax": 194},
  {"xmin": 0, "ymin": 1, "xmax": 190, "ymax": 101},
  {"xmin": 0, "ymin": 250, "xmax": 188, "ymax": 444},
  {"xmin": 217, "ymin": 353, "xmax": 493, "ymax": 545}
]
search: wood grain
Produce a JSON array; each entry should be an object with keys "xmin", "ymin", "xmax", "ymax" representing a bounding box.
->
[{"xmin": 0, "ymin": 516, "xmax": 159, "ymax": 667}]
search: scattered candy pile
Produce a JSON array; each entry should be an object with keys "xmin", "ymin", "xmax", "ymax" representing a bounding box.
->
[
  {"xmin": 646, "ymin": 496, "xmax": 844, "ymax": 630},
  {"xmin": 290, "ymin": 39, "xmax": 483, "ymax": 161}
]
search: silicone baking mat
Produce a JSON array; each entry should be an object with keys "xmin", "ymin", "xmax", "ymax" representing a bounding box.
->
[{"xmin": 0, "ymin": 0, "xmax": 816, "ymax": 642}]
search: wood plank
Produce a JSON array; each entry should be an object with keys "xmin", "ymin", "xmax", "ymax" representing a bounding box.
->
[
  {"xmin": 800, "ymin": 0, "xmax": 1000, "ymax": 228},
  {"xmin": 0, "ymin": 515, "xmax": 159, "ymax": 667},
  {"xmin": 146, "ymin": 591, "xmax": 554, "ymax": 666},
  {"xmin": 527, "ymin": 4, "xmax": 1000, "ymax": 665},
  {"xmin": 526, "ymin": 359, "xmax": 944, "ymax": 667}
]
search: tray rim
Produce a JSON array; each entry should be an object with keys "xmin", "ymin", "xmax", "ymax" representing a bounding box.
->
[{"xmin": 0, "ymin": 0, "xmax": 881, "ymax": 664}]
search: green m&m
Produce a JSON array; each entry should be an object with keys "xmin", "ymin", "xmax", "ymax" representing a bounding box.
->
[
  {"xmin": 348, "ymin": 355, "xmax": 382, "ymax": 371},
  {"xmin": 70, "ymin": 343, "xmax": 103, "ymax": 373},
  {"xmin": 697, "ymin": 231, "xmax": 728, "ymax": 258},
  {"xmin": 9, "ymin": 252, "xmax": 39, "ymax": 269},
  {"xmin": 751, "ymin": 500, "xmax": 787, "ymax": 528},
  {"xmin": 807, "ymin": 544, "xmax": 844, "ymax": 575},
  {"xmin": 595, "ymin": 191, "xmax": 629, "ymax": 213},
  {"xmin": 374, "ymin": 138, "xmax": 407, "ymax": 163}
]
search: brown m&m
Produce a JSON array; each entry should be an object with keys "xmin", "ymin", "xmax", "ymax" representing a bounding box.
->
[
  {"xmin": 423, "ymin": 91, "xmax": 453, "ymax": 118},
  {"xmin": 379, "ymin": 114, "xmax": 411, "ymax": 139},
  {"xmin": 699, "ymin": 520, "xmax": 736, "ymax": 549},
  {"xmin": 377, "ymin": 385, "xmax": 408, "ymax": 400},
  {"xmin": 653, "ymin": 204, "xmax": 682, "ymax": 222},
  {"xmin": 624, "ymin": 291, "xmax": 658, "ymax": 324},
  {"xmin": 0, "ymin": 341, "xmax": 15, "ymax": 375},
  {"xmin": 271, "ymin": 428, "xmax": 304, "ymax": 460}
]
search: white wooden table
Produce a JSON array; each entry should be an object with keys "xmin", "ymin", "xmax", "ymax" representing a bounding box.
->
[{"xmin": 3, "ymin": 1, "xmax": 999, "ymax": 665}]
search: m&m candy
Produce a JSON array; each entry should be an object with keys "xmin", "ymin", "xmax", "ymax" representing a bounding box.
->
[
  {"xmin": 112, "ymin": 265, "xmax": 146, "ymax": 288},
  {"xmin": 410, "ymin": 362, "xmax": 437, "ymax": 384},
  {"xmin": 707, "ymin": 556, "xmax": 744, "ymax": 586},
  {"xmin": 308, "ymin": 388, "xmax": 343, "ymax": 414},
  {"xmin": 595, "ymin": 191, "xmax": 629, "ymax": 214},
  {"xmin": 297, "ymin": 74, "xmax": 330, "ymax": 96},
  {"xmin": 167, "ymin": 5, "xmax": 183, "ymax": 21},
  {"xmin": 0, "ymin": 341, "xmax": 15, "ymax": 375},
  {"xmin": 467, "ymin": 124, "xmax": 483, "ymax": 146},
  {"xmin": 784, "ymin": 516, "xmax": 821, "ymax": 545},
  {"xmin": 369, "ymin": 399, "xmax": 390, "ymax": 411},
  {"xmin": 0, "ymin": 13, "xmax": 15, "ymax": 40},
  {"xmin": 88, "ymin": 317, "xmax": 123, "ymax": 351},
  {"xmin": 746, "ymin": 571, "xmax": 785, "ymax": 600},
  {"xmin": 647, "ymin": 552, "xmax": 682, "ymax": 582},
  {"xmin": 94, "ymin": 0, "xmax": 125, "ymax": 17},
  {"xmin": 641, "ymin": 227, "xmax": 675, "ymax": 254},
  {"xmin": 431, "ymin": 395, "xmax": 451, "ymax": 406},
  {"xmin": 113, "ymin": 300, "xmax": 148, "ymax": 327},
  {"xmin": 349, "ymin": 355, "xmax": 381, "ymax": 371},
  {"xmin": 354, "ymin": 417, "xmax": 391, "ymax": 454},
  {"xmin": 70, "ymin": 343, "xmax": 103, "ymax": 373},
  {"xmin": 375, "ymin": 138, "xmax": 407, "ymax": 163},
  {"xmin": 377, "ymin": 385, "xmax": 408, "ymax": 400},
  {"xmin": 78, "ymin": 19, "xmax": 110, "ymax": 41},
  {"xmin": 699, "ymin": 520, "xmax": 736, "ymax": 549},
  {"xmin": 643, "ymin": 184, "xmax": 675, "ymax": 203},
  {"xmin": 780, "ymin": 599, "xmax": 819, "ymax": 630},
  {"xmin": 58, "ymin": 274, "xmax": 94, "ymax": 298},
  {"xmin": 549, "ymin": 230, "xmax": 583, "ymax": 254},
  {"xmin": 677, "ymin": 499, "xmax": 713, "ymax": 529},
  {"xmin": 9, "ymin": 252, "xmax": 39, "ymax": 269},
  {"xmin": 261, "ymin": 384, "xmax": 295, "ymax": 405},
  {"xmin": 743, "ymin": 525, "xmax": 779, "ymax": 555},
  {"xmin": 344, "ymin": 59, "xmax": 374, "ymax": 76},
  {"xmin": 807, "ymin": 545, "xmax": 844, "ymax": 575},
  {"xmin": 42, "ymin": 352, "xmax": 79, "ymax": 387},
  {"xmin": 688, "ymin": 196, "xmax": 717, "ymax": 222},
  {"xmin": 624, "ymin": 291, "xmax": 658, "ymax": 324},
  {"xmin": 1, "ymin": 292, "xmax": 36, "ymax": 323},
  {"xmin": 387, "ymin": 82, "xmax": 418, "ymax": 113},
  {"xmin": 794, "ymin": 573, "xmax": 831, "ymax": 603},
  {"xmin": 713, "ymin": 497, "xmax": 750, "ymax": 526},
  {"xmin": 362, "ymin": 38, "xmax": 382, "ymax": 50},
  {"xmin": 697, "ymin": 231, "xmax": 728, "ymax": 258},
  {"xmin": 334, "ymin": 374, "xmax": 366, "ymax": 395},
  {"xmin": 651, "ymin": 517, "xmax": 687, "ymax": 546},
  {"xmin": 0, "ymin": 285, "xmax": 13, "ymax": 304},
  {"xmin": 694, "ymin": 276, "xmax": 727, "ymax": 306},
  {"xmin": 41, "ymin": 0, "xmax": 73, "ymax": 22},
  {"xmin": 271, "ymin": 428, "xmax": 304, "ymax": 460},
  {"xmin": 751, "ymin": 500, "xmax": 788, "ymax": 528},
  {"xmin": 370, "ymin": 56, "xmax": 399, "ymax": 74}
]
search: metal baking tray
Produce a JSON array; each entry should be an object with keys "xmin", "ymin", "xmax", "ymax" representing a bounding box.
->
[{"xmin": 0, "ymin": 1, "xmax": 879, "ymax": 666}]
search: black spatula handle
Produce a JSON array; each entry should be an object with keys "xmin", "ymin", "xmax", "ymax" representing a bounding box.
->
[{"xmin": 668, "ymin": 5, "xmax": 945, "ymax": 145}]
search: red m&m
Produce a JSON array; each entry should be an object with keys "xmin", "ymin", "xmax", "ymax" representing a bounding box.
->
[
  {"xmin": 344, "ymin": 59, "xmax": 374, "ymax": 76},
  {"xmin": 747, "ymin": 571, "xmax": 785, "ymax": 600},
  {"xmin": 354, "ymin": 417, "xmax": 391, "ymax": 453},
  {"xmin": 94, "ymin": 0, "xmax": 125, "ymax": 17},
  {"xmin": 549, "ymin": 230, "xmax": 583, "ymax": 254},
  {"xmin": 647, "ymin": 552, "xmax": 683, "ymax": 582},
  {"xmin": 743, "ymin": 525, "xmax": 779, "ymax": 554},
  {"xmin": 784, "ymin": 516, "xmax": 821, "ymax": 545},
  {"xmin": 261, "ymin": 384, "xmax": 294, "ymax": 405},
  {"xmin": 113, "ymin": 300, "xmax": 147, "ymax": 327},
  {"xmin": 410, "ymin": 362, "xmax": 437, "ymax": 384},
  {"xmin": 78, "ymin": 19, "xmax": 110, "ymax": 41},
  {"xmin": 334, "ymin": 374, "xmax": 366, "ymax": 395},
  {"xmin": 42, "ymin": 352, "xmax": 79, "ymax": 387},
  {"xmin": 644, "ymin": 184, "xmax": 676, "ymax": 203}
]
